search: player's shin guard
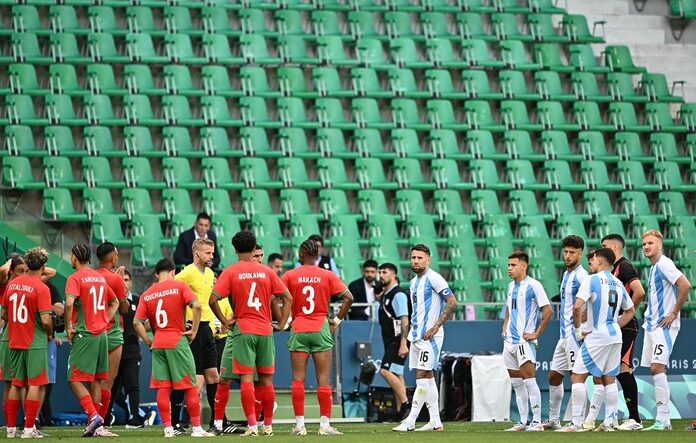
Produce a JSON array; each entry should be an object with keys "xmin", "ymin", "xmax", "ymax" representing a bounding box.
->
[
  {"xmin": 214, "ymin": 384, "xmax": 230, "ymax": 421},
  {"xmin": 603, "ymin": 383, "xmax": 618, "ymax": 426},
  {"xmin": 549, "ymin": 384, "xmax": 564, "ymax": 422},
  {"xmin": 616, "ymin": 372, "xmax": 640, "ymax": 422},
  {"xmin": 24, "ymin": 399, "xmax": 40, "ymax": 430},
  {"xmin": 653, "ymin": 373, "xmax": 670, "ymax": 423},
  {"xmin": 79, "ymin": 394, "xmax": 98, "ymax": 419},
  {"xmin": 5, "ymin": 399, "xmax": 20, "ymax": 428},
  {"xmin": 403, "ymin": 378, "xmax": 428, "ymax": 426},
  {"xmin": 524, "ymin": 378, "xmax": 542, "ymax": 423},
  {"xmin": 157, "ymin": 388, "xmax": 172, "ymax": 428},
  {"xmin": 257, "ymin": 385, "xmax": 275, "ymax": 426},
  {"xmin": 586, "ymin": 384, "xmax": 604, "ymax": 422},
  {"xmin": 185, "ymin": 387, "xmax": 201, "ymax": 427},
  {"xmin": 291, "ymin": 380, "xmax": 305, "ymax": 418},
  {"xmin": 510, "ymin": 378, "xmax": 529, "ymax": 424},
  {"xmin": 317, "ymin": 386, "xmax": 332, "ymax": 420},
  {"xmin": 99, "ymin": 389, "xmax": 111, "ymax": 419},
  {"xmin": 240, "ymin": 382, "xmax": 257, "ymax": 427},
  {"xmin": 571, "ymin": 383, "xmax": 587, "ymax": 427}
]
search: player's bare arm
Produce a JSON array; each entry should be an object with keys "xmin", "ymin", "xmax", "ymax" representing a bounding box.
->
[
  {"xmin": 501, "ymin": 305, "xmax": 509, "ymax": 340},
  {"xmin": 40, "ymin": 266, "xmax": 56, "ymax": 282},
  {"xmin": 271, "ymin": 297, "xmax": 283, "ymax": 324},
  {"xmin": 423, "ymin": 295, "xmax": 457, "ymax": 340},
  {"xmin": 330, "ymin": 289, "xmax": 354, "ymax": 334},
  {"xmin": 398, "ymin": 315, "xmax": 410, "ymax": 358},
  {"xmin": 0, "ymin": 259, "xmax": 10, "ymax": 282},
  {"xmin": 618, "ymin": 306, "xmax": 636, "ymax": 328},
  {"xmin": 118, "ymin": 297, "xmax": 130, "ymax": 314},
  {"xmin": 133, "ymin": 319, "xmax": 152, "ymax": 348},
  {"xmin": 661, "ymin": 275, "xmax": 691, "ymax": 329},
  {"xmin": 107, "ymin": 296, "xmax": 119, "ymax": 322},
  {"xmin": 573, "ymin": 298, "xmax": 589, "ymax": 340},
  {"xmin": 184, "ymin": 299, "xmax": 202, "ymax": 343},
  {"xmin": 524, "ymin": 304, "xmax": 551, "ymax": 341},
  {"xmin": 629, "ymin": 279, "xmax": 645, "ymax": 308},
  {"xmin": 210, "ymin": 292, "xmax": 234, "ymax": 330},
  {"xmin": 64, "ymin": 294, "xmax": 75, "ymax": 343},
  {"xmin": 1, "ymin": 307, "xmax": 7, "ymax": 322},
  {"xmin": 40, "ymin": 312, "xmax": 53, "ymax": 338},
  {"xmin": 273, "ymin": 289, "xmax": 293, "ymax": 331}
]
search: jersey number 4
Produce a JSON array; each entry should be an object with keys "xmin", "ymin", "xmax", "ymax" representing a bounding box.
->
[
  {"xmin": 8, "ymin": 293, "xmax": 28, "ymax": 324},
  {"xmin": 247, "ymin": 282, "xmax": 262, "ymax": 312}
]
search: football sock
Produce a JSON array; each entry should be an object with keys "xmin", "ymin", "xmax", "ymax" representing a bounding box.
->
[
  {"xmin": 214, "ymin": 384, "xmax": 230, "ymax": 422},
  {"xmin": 24, "ymin": 399, "xmax": 40, "ymax": 430},
  {"xmin": 549, "ymin": 384, "xmax": 564, "ymax": 422},
  {"xmin": 291, "ymin": 380, "xmax": 305, "ymax": 418},
  {"xmin": 99, "ymin": 389, "xmax": 111, "ymax": 419},
  {"xmin": 79, "ymin": 394, "xmax": 97, "ymax": 419},
  {"xmin": 185, "ymin": 387, "xmax": 201, "ymax": 427},
  {"xmin": 170, "ymin": 390, "xmax": 185, "ymax": 426},
  {"xmin": 206, "ymin": 384, "xmax": 217, "ymax": 415},
  {"xmin": 240, "ymin": 382, "xmax": 257, "ymax": 427},
  {"xmin": 616, "ymin": 372, "xmax": 640, "ymax": 423},
  {"xmin": 6, "ymin": 399, "xmax": 20, "ymax": 428},
  {"xmin": 653, "ymin": 373, "xmax": 670, "ymax": 423},
  {"xmin": 157, "ymin": 388, "xmax": 172, "ymax": 428},
  {"xmin": 571, "ymin": 383, "xmax": 587, "ymax": 427},
  {"xmin": 317, "ymin": 386, "xmax": 333, "ymax": 422},
  {"xmin": 403, "ymin": 378, "xmax": 428, "ymax": 427},
  {"xmin": 524, "ymin": 378, "xmax": 542, "ymax": 423},
  {"xmin": 425, "ymin": 378, "xmax": 441, "ymax": 426},
  {"xmin": 586, "ymin": 384, "xmax": 604, "ymax": 422},
  {"xmin": 510, "ymin": 378, "xmax": 528, "ymax": 424},
  {"xmin": 603, "ymin": 383, "xmax": 618, "ymax": 426},
  {"xmin": 257, "ymin": 385, "xmax": 275, "ymax": 426}
]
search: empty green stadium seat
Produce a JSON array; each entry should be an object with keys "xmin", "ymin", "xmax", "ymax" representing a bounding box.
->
[
  {"xmin": 10, "ymin": 64, "xmax": 48, "ymax": 95},
  {"xmin": 122, "ymin": 188, "xmax": 163, "ymax": 221},
  {"xmin": 2, "ymin": 157, "xmax": 44, "ymax": 190},
  {"xmin": 43, "ymin": 156, "xmax": 84, "ymax": 189},
  {"xmin": 44, "ymin": 125, "xmax": 82, "ymax": 157},
  {"xmin": 131, "ymin": 236, "xmax": 163, "ymax": 268},
  {"xmin": 91, "ymin": 214, "xmax": 130, "ymax": 247},
  {"xmin": 317, "ymin": 158, "xmax": 360, "ymax": 190},
  {"xmin": 433, "ymin": 159, "xmax": 475, "ymax": 190},
  {"xmin": 561, "ymin": 14, "xmax": 603, "ymax": 43},
  {"xmin": 82, "ymin": 157, "xmax": 124, "ymax": 189},
  {"xmin": 43, "ymin": 188, "xmax": 88, "ymax": 222},
  {"xmin": 83, "ymin": 187, "xmax": 123, "ymax": 221},
  {"xmin": 123, "ymin": 157, "xmax": 164, "ymax": 189},
  {"xmin": 604, "ymin": 45, "xmax": 646, "ymax": 73}
]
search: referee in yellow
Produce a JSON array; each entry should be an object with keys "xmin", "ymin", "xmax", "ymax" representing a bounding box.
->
[{"xmin": 170, "ymin": 238, "xmax": 220, "ymax": 435}]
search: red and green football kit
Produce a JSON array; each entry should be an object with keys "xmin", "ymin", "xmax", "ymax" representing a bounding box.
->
[{"xmin": 95, "ymin": 268, "xmax": 128, "ymax": 352}]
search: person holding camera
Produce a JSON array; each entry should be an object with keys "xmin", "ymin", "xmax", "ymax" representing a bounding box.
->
[{"xmin": 347, "ymin": 260, "xmax": 379, "ymax": 321}]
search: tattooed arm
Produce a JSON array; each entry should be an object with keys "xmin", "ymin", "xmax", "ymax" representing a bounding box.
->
[{"xmin": 423, "ymin": 296, "xmax": 457, "ymax": 340}]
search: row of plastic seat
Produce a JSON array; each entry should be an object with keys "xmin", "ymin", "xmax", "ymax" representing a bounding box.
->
[
  {"xmin": 7, "ymin": 5, "xmax": 607, "ymax": 45},
  {"xmin": 5, "ymin": 154, "xmax": 693, "ymax": 193},
  {"xmin": 5, "ymin": 63, "xmax": 685, "ymax": 105},
  {"xmin": 4, "ymin": 123, "xmax": 694, "ymax": 165},
  {"xmin": 5, "ymin": 93, "xmax": 694, "ymax": 134},
  {"xmin": 669, "ymin": 0, "xmax": 696, "ymax": 18},
  {"xmin": 2, "ymin": 31, "xmax": 638, "ymax": 73}
]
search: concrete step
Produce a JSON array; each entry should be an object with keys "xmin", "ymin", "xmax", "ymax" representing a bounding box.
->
[
  {"xmin": 604, "ymin": 28, "xmax": 665, "ymax": 44},
  {"xmin": 582, "ymin": 14, "xmax": 668, "ymax": 31},
  {"xmin": 565, "ymin": 0, "xmax": 630, "ymax": 16}
]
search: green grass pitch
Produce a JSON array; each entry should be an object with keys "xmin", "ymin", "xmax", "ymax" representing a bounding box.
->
[{"xmin": 33, "ymin": 421, "xmax": 695, "ymax": 441}]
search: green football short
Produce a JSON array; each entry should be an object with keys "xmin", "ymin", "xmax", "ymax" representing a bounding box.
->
[
  {"xmin": 0, "ymin": 339, "xmax": 11, "ymax": 382},
  {"xmin": 107, "ymin": 325, "xmax": 124, "ymax": 352},
  {"xmin": 219, "ymin": 335, "xmax": 259, "ymax": 381},
  {"xmin": 287, "ymin": 322, "xmax": 334, "ymax": 354},
  {"xmin": 231, "ymin": 326, "xmax": 275, "ymax": 375},
  {"xmin": 8, "ymin": 348, "xmax": 49, "ymax": 387},
  {"xmin": 68, "ymin": 332, "xmax": 108, "ymax": 382},
  {"xmin": 150, "ymin": 337, "xmax": 197, "ymax": 390}
]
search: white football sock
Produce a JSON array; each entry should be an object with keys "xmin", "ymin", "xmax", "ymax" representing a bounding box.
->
[
  {"xmin": 319, "ymin": 416, "xmax": 330, "ymax": 428},
  {"xmin": 585, "ymin": 384, "xmax": 604, "ymax": 422},
  {"xmin": 571, "ymin": 383, "xmax": 587, "ymax": 427},
  {"xmin": 549, "ymin": 384, "xmax": 564, "ymax": 422},
  {"xmin": 524, "ymin": 378, "xmax": 542, "ymax": 423},
  {"xmin": 214, "ymin": 420, "xmax": 223, "ymax": 429},
  {"xmin": 603, "ymin": 383, "xmax": 618, "ymax": 426},
  {"xmin": 403, "ymin": 378, "xmax": 428, "ymax": 426},
  {"xmin": 295, "ymin": 416, "xmax": 305, "ymax": 428},
  {"xmin": 510, "ymin": 378, "xmax": 529, "ymax": 424},
  {"xmin": 653, "ymin": 373, "xmax": 670, "ymax": 423},
  {"xmin": 425, "ymin": 378, "xmax": 441, "ymax": 426}
]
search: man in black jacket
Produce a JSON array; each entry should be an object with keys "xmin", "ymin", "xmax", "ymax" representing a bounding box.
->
[
  {"xmin": 174, "ymin": 213, "xmax": 221, "ymax": 270},
  {"xmin": 347, "ymin": 260, "xmax": 379, "ymax": 321}
]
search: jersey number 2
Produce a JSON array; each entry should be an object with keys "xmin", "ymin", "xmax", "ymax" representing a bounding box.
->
[
  {"xmin": 301, "ymin": 285, "xmax": 315, "ymax": 315},
  {"xmin": 8, "ymin": 293, "xmax": 28, "ymax": 324},
  {"xmin": 247, "ymin": 282, "xmax": 262, "ymax": 312},
  {"xmin": 90, "ymin": 286, "xmax": 105, "ymax": 314}
]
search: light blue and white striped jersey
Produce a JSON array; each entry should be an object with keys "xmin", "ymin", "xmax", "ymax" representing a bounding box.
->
[
  {"xmin": 504, "ymin": 276, "xmax": 550, "ymax": 345},
  {"xmin": 644, "ymin": 255, "xmax": 684, "ymax": 332},
  {"xmin": 559, "ymin": 265, "xmax": 589, "ymax": 339},
  {"xmin": 408, "ymin": 268, "xmax": 453, "ymax": 342},
  {"xmin": 577, "ymin": 270, "xmax": 633, "ymax": 346}
]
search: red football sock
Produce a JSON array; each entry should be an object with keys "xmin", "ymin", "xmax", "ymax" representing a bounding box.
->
[
  {"xmin": 185, "ymin": 387, "xmax": 201, "ymax": 427},
  {"xmin": 79, "ymin": 394, "xmax": 97, "ymax": 418},
  {"xmin": 157, "ymin": 388, "xmax": 171, "ymax": 428},
  {"xmin": 24, "ymin": 399, "xmax": 40, "ymax": 429},
  {"xmin": 99, "ymin": 389, "xmax": 111, "ymax": 419},
  {"xmin": 5, "ymin": 399, "xmax": 20, "ymax": 428},
  {"xmin": 317, "ymin": 386, "xmax": 332, "ymax": 419},
  {"xmin": 254, "ymin": 383, "xmax": 263, "ymax": 420},
  {"xmin": 257, "ymin": 385, "xmax": 275, "ymax": 426},
  {"xmin": 240, "ymin": 382, "xmax": 257, "ymax": 427},
  {"xmin": 214, "ymin": 384, "xmax": 230, "ymax": 421},
  {"xmin": 291, "ymin": 380, "xmax": 305, "ymax": 417}
]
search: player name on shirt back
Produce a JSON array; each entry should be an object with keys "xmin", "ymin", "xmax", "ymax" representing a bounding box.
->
[
  {"xmin": 298, "ymin": 276, "xmax": 321, "ymax": 283},
  {"xmin": 78, "ymin": 276, "xmax": 107, "ymax": 284},
  {"xmin": 142, "ymin": 288, "xmax": 181, "ymax": 302},
  {"xmin": 238, "ymin": 272, "xmax": 267, "ymax": 280},
  {"xmin": 6, "ymin": 283, "xmax": 36, "ymax": 293}
]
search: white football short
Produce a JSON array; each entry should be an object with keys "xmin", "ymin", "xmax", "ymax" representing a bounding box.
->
[
  {"xmin": 408, "ymin": 336, "xmax": 443, "ymax": 372},
  {"xmin": 641, "ymin": 327, "xmax": 679, "ymax": 367},
  {"xmin": 550, "ymin": 337, "xmax": 580, "ymax": 373},
  {"xmin": 503, "ymin": 341, "xmax": 536, "ymax": 370},
  {"xmin": 572, "ymin": 342, "xmax": 621, "ymax": 377}
]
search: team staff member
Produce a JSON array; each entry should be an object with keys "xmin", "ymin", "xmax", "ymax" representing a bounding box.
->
[
  {"xmin": 376, "ymin": 263, "xmax": 411, "ymax": 421},
  {"xmin": 171, "ymin": 238, "xmax": 219, "ymax": 434}
]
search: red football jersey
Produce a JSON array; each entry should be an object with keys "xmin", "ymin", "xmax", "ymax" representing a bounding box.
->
[
  {"xmin": 65, "ymin": 268, "xmax": 117, "ymax": 335},
  {"xmin": 213, "ymin": 261, "xmax": 287, "ymax": 336},
  {"xmin": 282, "ymin": 265, "xmax": 346, "ymax": 333},
  {"xmin": 1, "ymin": 275, "xmax": 52, "ymax": 350},
  {"xmin": 135, "ymin": 280, "xmax": 197, "ymax": 349},
  {"xmin": 95, "ymin": 268, "xmax": 127, "ymax": 333}
]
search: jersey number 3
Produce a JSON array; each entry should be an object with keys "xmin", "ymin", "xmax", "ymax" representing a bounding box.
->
[{"xmin": 301, "ymin": 285, "xmax": 315, "ymax": 315}]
